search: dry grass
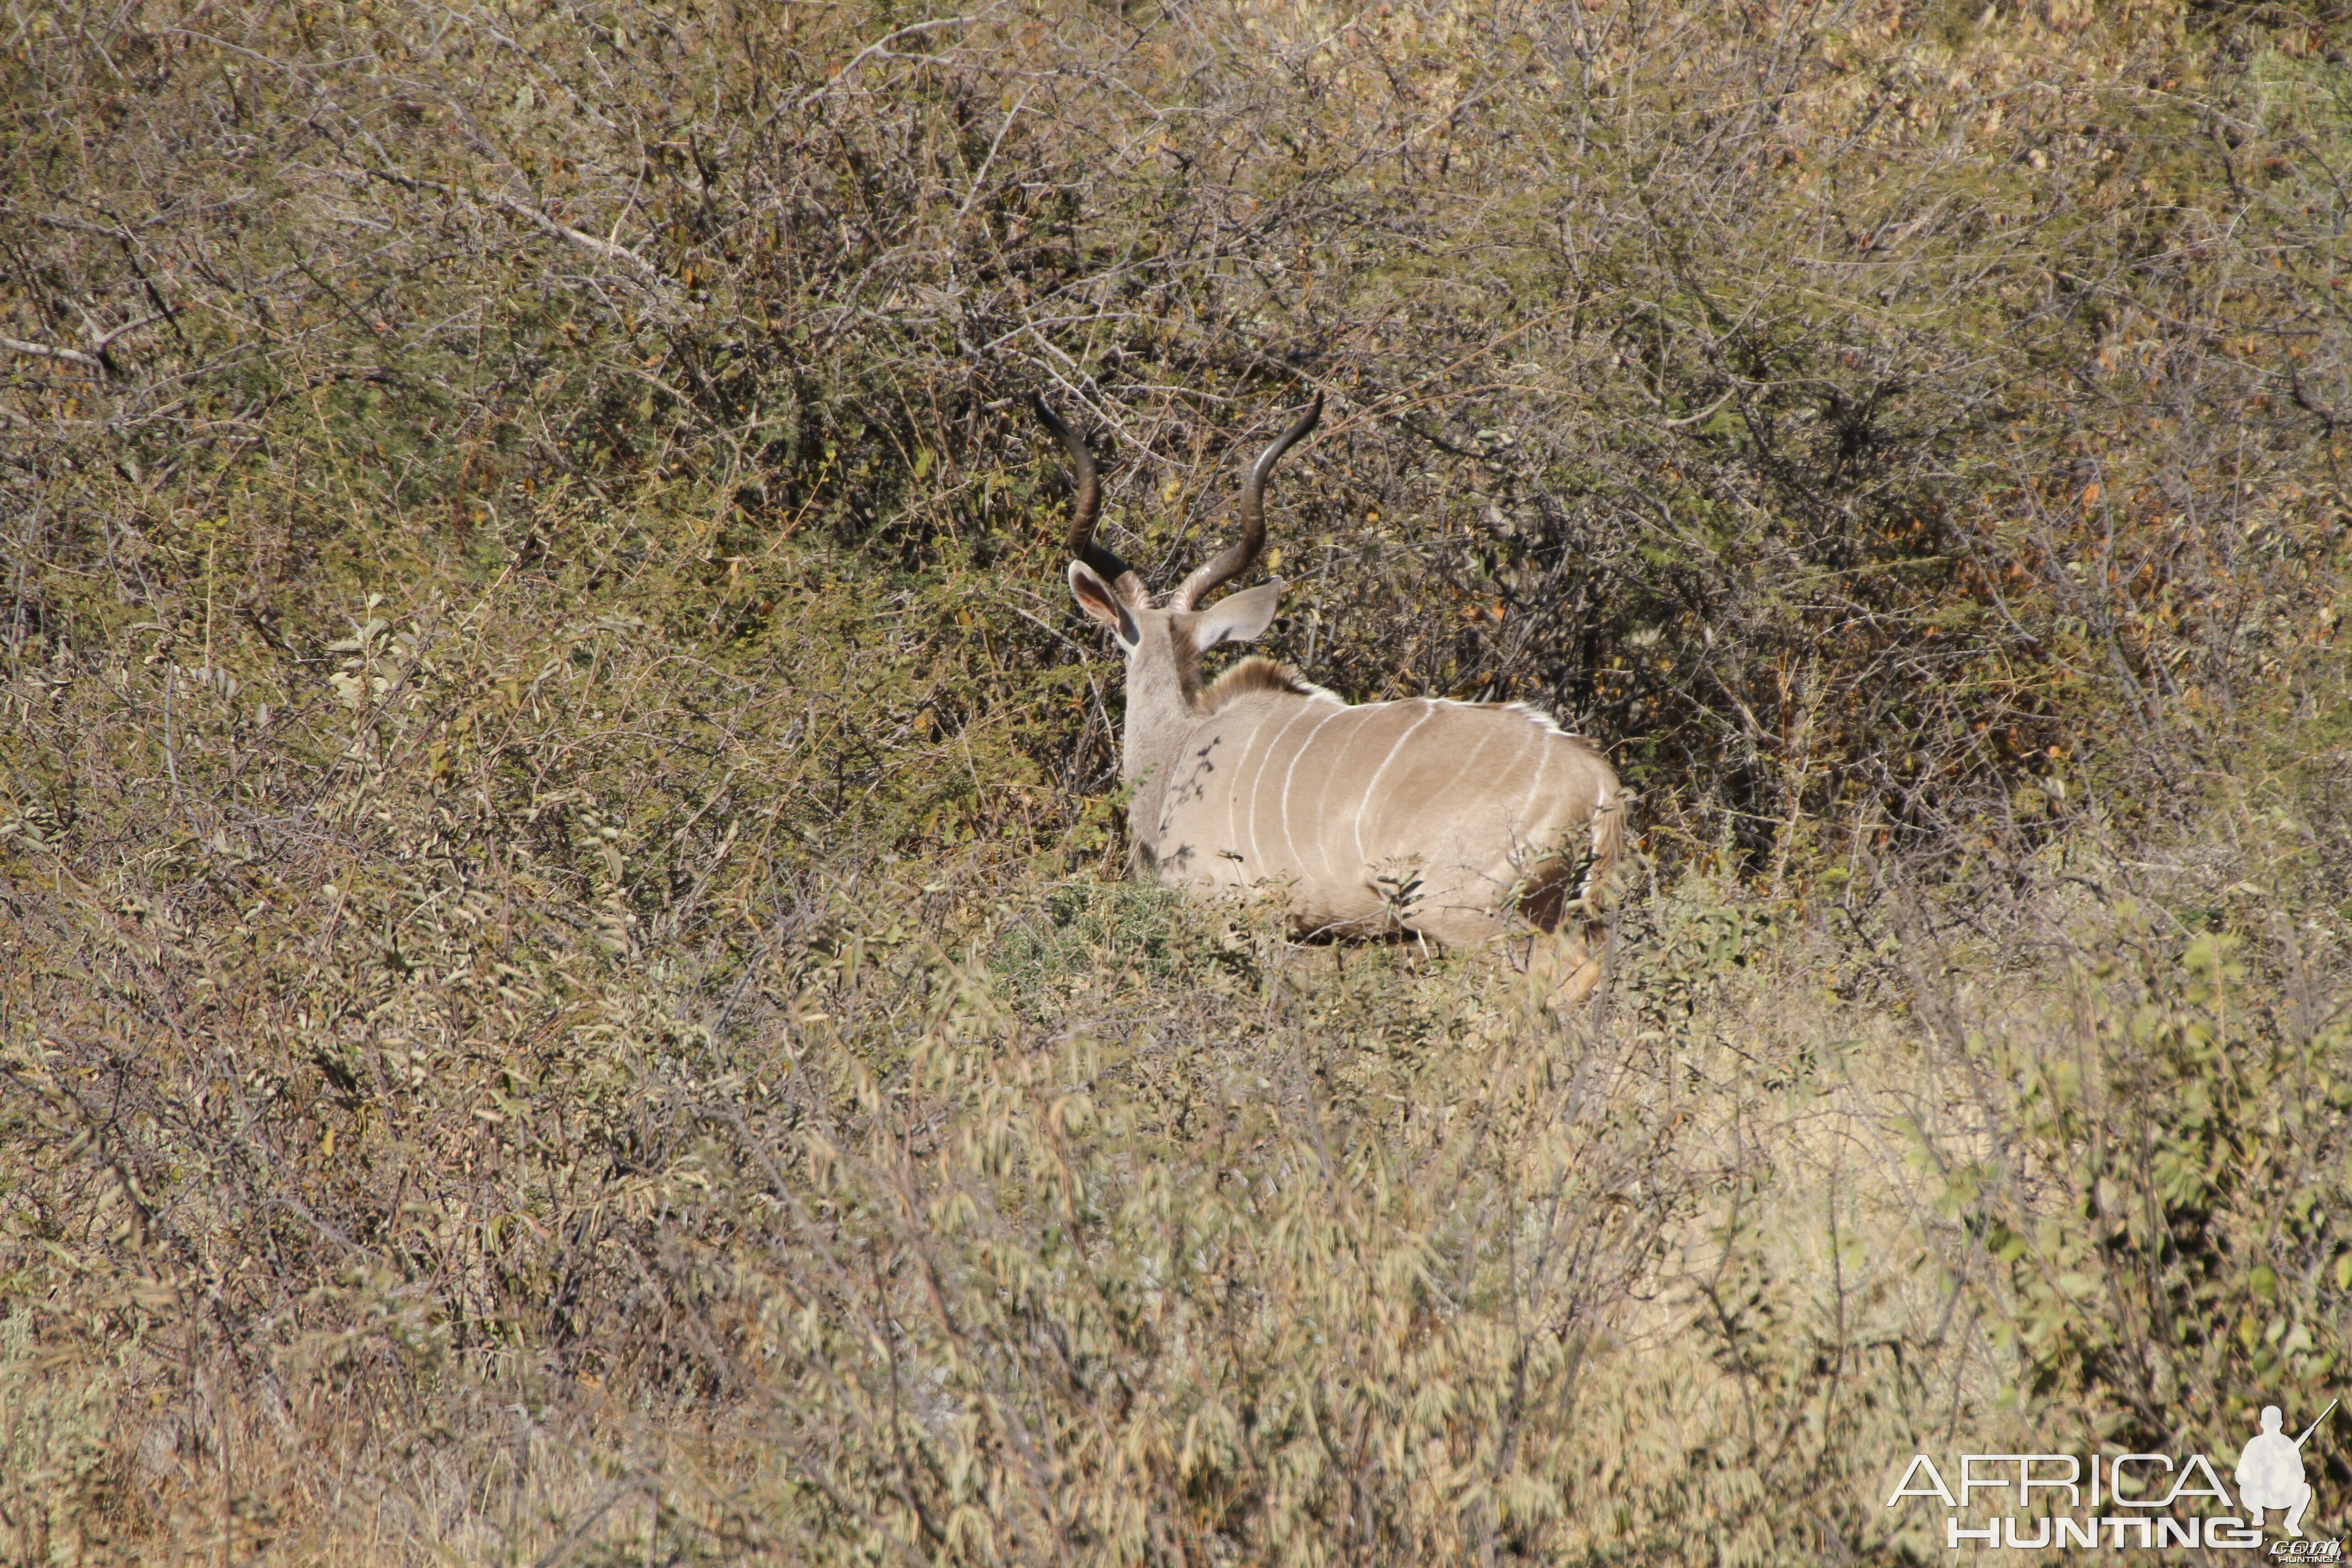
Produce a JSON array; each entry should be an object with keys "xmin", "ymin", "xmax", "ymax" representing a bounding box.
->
[{"xmin": 4, "ymin": 0, "xmax": 2351, "ymax": 1561}]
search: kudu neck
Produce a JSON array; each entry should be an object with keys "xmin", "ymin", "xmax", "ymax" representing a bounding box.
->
[{"xmin": 1114, "ymin": 613, "xmax": 1223, "ymax": 841}]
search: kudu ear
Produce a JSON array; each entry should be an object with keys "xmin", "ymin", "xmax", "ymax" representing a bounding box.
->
[
  {"xmin": 1069, "ymin": 560, "xmax": 1140, "ymax": 647},
  {"xmin": 1193, "ymin": 579, "xmax": 1285, "ymax": 649}
]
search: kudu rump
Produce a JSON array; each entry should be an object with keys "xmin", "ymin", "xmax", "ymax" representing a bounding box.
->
[{"xmin": 1036, "ymin": 392, "xmax": 1625, "ymax": 996}]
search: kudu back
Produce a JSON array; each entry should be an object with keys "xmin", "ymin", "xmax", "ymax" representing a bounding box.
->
[{"xmin": 1035, "ymin": 392, "xmax": 1624, "ymax": 989}]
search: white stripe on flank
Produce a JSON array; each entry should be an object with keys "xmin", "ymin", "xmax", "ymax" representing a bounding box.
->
[
  {"xmin": 1279, "ymin": 707, "xmax": 1345, "ymax": 876},
  {"xmin": 1434, "ymin": 720, "xmax": 1498, "ymax": 892},
  {"xmin": 1310, "ymin": 707, "xmax": 1371, "ymax": 889},
  {"xmin": 1518, "ymin": 727, "xmax": 1551, "ymax": 841},
  {"xmin": 1245, "ymin": 703, "xmax": 1316, "ymax": 876},
  {"xmin": 1449, "ymin": 719, "xmax": 1497, "ymax": 799},
  {"xmin": 1222, "ymin": 707, "xmax": 1274, "ymax": 869},
  {"xmin": 1352, "ymin": 701, "xmax": 1435, "ymax": 870}
]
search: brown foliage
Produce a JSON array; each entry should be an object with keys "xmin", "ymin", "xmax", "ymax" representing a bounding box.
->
[{"xmin": 2, "ymin": 0, "xmax": 2349, "ymax": 1561}]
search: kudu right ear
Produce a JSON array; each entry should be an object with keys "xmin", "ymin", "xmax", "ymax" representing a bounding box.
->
[
  {"xmin": 1069, "ymin": 561, "xmax": 1140, "ymax": 647},
  {"xmin": 1193, "ymin": 579, "xmax": 1284, "ymax": 649}
]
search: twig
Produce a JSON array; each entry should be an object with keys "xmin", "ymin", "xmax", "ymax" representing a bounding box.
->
[
  {"xmin": 0, "ymin": 314, "xmax": 163, "ymax": 378},
  {"xmin": 357, "ymin": 166, "xmax": 681, "ymax": 304},
  {"xmin": 0, "ymin": 334, "xmax": 105, "ymax": 372},
  {"xmin": 789, "ymin": 13, "xmax": 983, "ymax": 113}
]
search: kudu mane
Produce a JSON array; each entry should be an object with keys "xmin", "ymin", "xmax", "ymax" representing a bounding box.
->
[{"xmin": 1196, "ymin": 655, "xmax": 1336, "ymax": 713}]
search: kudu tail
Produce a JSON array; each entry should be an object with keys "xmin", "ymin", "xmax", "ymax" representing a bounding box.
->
[{"xmin": 1577, "ymin": 784, "xmax": 1627, "ymax": 916}]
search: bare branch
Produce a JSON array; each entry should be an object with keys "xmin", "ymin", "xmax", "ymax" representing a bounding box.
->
[
  {"xmin": 0, "ymin": 334, "xmax": 106, "ymax": 372},
  {"xmin": 354, "ymin": 166, "xmax": 681, "ymax": 307}
]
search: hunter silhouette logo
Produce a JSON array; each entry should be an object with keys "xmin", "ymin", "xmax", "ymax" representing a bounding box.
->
[
  {"xmin": 2240, "ymin": 1401, "xmax": 2333, "ymax": 1541},
  {"xmin": 1883, "ymin": 1397, "xmax": 2341, "ymax": 1552}
]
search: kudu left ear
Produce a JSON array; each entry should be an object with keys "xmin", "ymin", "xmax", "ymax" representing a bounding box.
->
[{"xmin": 1193, "ymin": 579, "xmax": 1284, "ymax": 648}]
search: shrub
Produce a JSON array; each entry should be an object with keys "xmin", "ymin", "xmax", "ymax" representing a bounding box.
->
[{"xmin": 3, "ymin": 0, "xmax": 2348, "ymax": 1561}]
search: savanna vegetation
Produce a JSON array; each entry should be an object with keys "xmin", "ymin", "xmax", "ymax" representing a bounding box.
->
[{"xmin": 4, "ymin": 0, "xmax": 2351, "ymax": 1560}]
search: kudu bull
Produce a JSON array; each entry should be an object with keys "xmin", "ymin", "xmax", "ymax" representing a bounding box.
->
[{"xmin": 1035, "ymin": 392, "xmax": 1624, "ymax": 996}]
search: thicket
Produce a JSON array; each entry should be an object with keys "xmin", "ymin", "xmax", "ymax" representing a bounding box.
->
[{"xmin": 2, "ymin": 0, "xmax": 2349, "ymax": 1561}]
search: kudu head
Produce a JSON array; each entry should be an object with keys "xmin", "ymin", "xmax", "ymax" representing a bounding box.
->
[{"xmin": 1031, "ymin": 391, "xmax": 1323, "ymax": 708}]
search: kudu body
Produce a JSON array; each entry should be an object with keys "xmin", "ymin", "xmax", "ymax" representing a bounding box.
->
[{"xmin": 1036, "ymin": 393, "xmax": 1623, "ymax": 977}]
